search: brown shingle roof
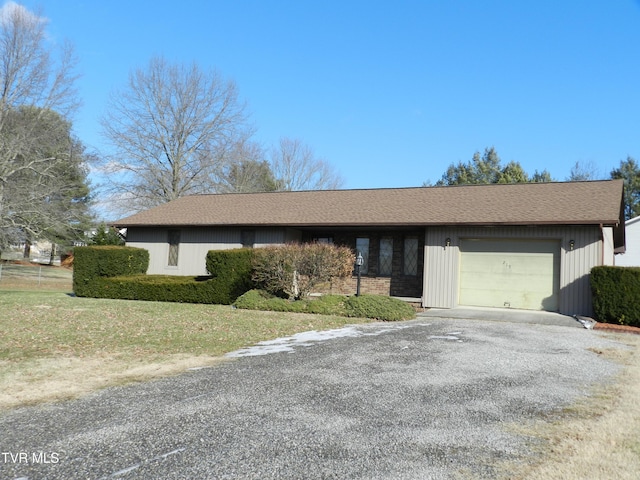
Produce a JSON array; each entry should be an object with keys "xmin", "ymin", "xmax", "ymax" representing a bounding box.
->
[{"xmin": 114, "ymin": 180, "xmax": 624, "ymax": 228}]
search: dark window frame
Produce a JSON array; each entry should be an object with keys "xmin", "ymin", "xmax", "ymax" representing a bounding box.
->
[
  {"xmin": 379, "ymin": 237, "xmax": 393, "ymax": 276},
  {"xmin": 403, "ymin": 236, "xmax": 419, "ymax": 276},
  {"xmin": 167, "ymin": 230, "xmax": 181, "ymax": 267},
  {"xmin": 355, "ymin": 237, "xmax": 370, "ymax": 275},
  {"xmin": 241, "ymin": 230, "xmax": 256, "ymax": 248}
]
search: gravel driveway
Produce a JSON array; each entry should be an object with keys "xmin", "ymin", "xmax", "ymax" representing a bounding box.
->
[{"xmin": 0, "ymin": 317, "xmax": 624, "ymax": 479}]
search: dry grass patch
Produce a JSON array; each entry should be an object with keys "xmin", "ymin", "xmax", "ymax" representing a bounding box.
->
[
  {"xmin": 498, "ymin": 334, "xmax": 640, "ymax": 480},
  {"xmin": 0, "ymin": 262, "xmax": 73, "ymax": 291},
  {"xmin": 0, "ymin": 291, "xmax": 373, "ymax": 410},
  {"xmin": 0, "ymin": 354, "xmax": 226, "ymax": 410}
]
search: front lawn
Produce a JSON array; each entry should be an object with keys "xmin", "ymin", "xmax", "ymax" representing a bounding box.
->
[{"xmin": 0, "ymin": 291, "xmax": 375, "ymax": 410}]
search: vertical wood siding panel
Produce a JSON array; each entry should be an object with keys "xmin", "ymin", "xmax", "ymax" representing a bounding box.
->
[
  {"xmin": 126, "ymin": 227, "xmax": 289, "ymax": 276},
  {"xmin": 125, "ymin": 227, "xmax": 171, "ymax": 275},
  {"xmin": 424, "ymin": 227, "xmax": 458, "ymax": 308},
  {"xmin": 602, "ymin": 227, "xmax": 614, "ymax": 266},
  {"xmin": 424, "ymin": 225, "xmax": 600, "ymax": 316},
  {"xmin": 255, "ymin": 229, "xmax": 286, "ymax": 247}
]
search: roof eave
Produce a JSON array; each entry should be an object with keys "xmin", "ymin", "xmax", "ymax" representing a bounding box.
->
[{"xmin": 114, "ymin": 220, "xmax": 622, "ymax": 228}]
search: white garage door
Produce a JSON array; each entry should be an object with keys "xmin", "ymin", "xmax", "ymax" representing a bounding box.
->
[{"xmin": 459, "ymin": 239, "xmax": 560, "ymax": 311}]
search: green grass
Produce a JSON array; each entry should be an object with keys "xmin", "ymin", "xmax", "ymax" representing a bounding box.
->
[{"xmin": 0, "ymin": 291, "xmax": 374, "ymax": 363}]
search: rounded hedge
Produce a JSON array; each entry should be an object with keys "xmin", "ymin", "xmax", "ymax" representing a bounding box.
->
[
  {"xmin": 343, "ymin": 295, "xmax": 417, "ymax": 321},
  {"xmin": 73, "ymin": 246, "xmax": 149, "ymax": 297},
  {"xmin": 234, "ymin": 290, "xmax": 416, "ymax": 321},
  {"xmin": 591, "ymin": 266, "xmax": 640, "ymax": 327}
]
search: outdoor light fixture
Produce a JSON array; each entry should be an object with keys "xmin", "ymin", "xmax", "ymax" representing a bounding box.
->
[
  {"xmin": 569, "ymin": 239, "xmax": 575, "ymax": 251},
  {"xmin": 355, "ymin": 252, "xmax": 364, "ymax": 297},
  {"xmin": 445, "ymin": 237, "xmax": 451, "ymax": 248}
]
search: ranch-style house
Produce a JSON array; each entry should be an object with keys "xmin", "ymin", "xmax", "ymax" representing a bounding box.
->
[{"xmin": 114, "ymin": 180, "xmax": 626, "ymax": 317}]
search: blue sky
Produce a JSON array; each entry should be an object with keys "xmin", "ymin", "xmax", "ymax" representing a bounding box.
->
[{"xmin": 18, "ymin": 0, "xmax": 640, "ymax": 189}]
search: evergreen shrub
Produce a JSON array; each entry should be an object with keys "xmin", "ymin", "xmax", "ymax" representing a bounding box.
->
[
  {"xmin": 205, "ymin": 249, "xmax": 256, "ymax": 300},
  {"xmin": 343, "ymin": 294, "xmax": 416, "ymax": 321},
  {"xmin": 87, "ymin": 275, "xmax": 233, "ymax": 304},
  {"xmin": 73, "ymin": 246, "xmax": 148, "ymax": 297},
  {"xmin": 73, "ymin": 246, "xmax": 254, "ymax": 304},
  {"xmin": 234, "ymin": 289, "xmax": 415, "ymax": 321},
  {"xmin": 591, "ymin": 266, "xmax": 640, "ymax": 327}
]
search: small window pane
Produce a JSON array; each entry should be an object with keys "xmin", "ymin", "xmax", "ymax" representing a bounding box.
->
[
  {"xmin": 241, "ymin": 230, "xmax": 255, "ymax": 248},
  {"xmin": 168, "ymin": 230, "xmax": 180, "ymax": 266},
  {"xmin": 404, "ymin": 237, "xmax": 418, "ymax": 276},
  {"xmin": 313, "ymin": 237, "xmax": 334, "ymax": 244},
  {"xmin": 356, "ymin": 237, "xmax": 369, "ymax": 274},
  {"xmin": 379, "ymin": 238, "xmax": 393, "ymax": 276}
]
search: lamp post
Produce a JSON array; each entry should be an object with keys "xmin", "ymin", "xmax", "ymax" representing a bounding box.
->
[{"xmin": 355, "ymin": 252, "xmax": 363, "ymax": 297}]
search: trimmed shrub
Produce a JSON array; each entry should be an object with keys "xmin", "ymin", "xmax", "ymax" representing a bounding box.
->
[
  {"xmin": 232, "ymin": 289, "xmax": 308, "ymax": 313},
  {"xmin": 73, "ymin": 246, "xmax": 149, "ymax": 297},
  {"xmin": 206, "ymin": 249, "xmax": 255, "ymax": 300},
  {"xmin": 232, "ymin": 289, "xmax": 273, "ymax": 310},
  {"xmin": 74, "ymin": 247, "xmax": 254, "ymax": 304},
  {"xmin": 306, "ymin": 294, "xmax": 348, "ymax": 316},
  {"xmin": 233, "ymin": 290, "xmax": 416, "ymax": 321},
  {"xmin": 344, "ymin": 295, "xmax": 416, "ymax": 321},
  {"xmin": 85, "ymin": 275, "xmax": 232, "ymax": 304},
  {"xmin": 80, "ymin": 273, "xmax": 250, "ymax": 305},
  {"xmin": 591, "ymin": 266, "xmax": 640, "ymax": 327}
]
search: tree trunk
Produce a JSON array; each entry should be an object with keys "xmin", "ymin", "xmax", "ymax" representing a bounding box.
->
[{"xmin": 49, "ymin": 243, "xmax": 57, "ymax": 265}]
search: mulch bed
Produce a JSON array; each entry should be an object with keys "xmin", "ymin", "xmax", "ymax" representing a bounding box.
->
[{"xmin": 594, "ymin": 322, "xmax": 640, "ymax": 335}]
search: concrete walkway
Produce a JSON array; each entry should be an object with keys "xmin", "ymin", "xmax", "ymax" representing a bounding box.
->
[{"xmin": 418, "ymin": 306, "xmax": 586, "ymax": 328}]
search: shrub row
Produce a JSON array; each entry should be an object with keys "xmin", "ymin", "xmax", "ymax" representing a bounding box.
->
[
  {"xmin": 73, "ymin": 246, "xmax": 415, "ymax": 320},
  {"xmin": 234, "ymin": 289, "xmax": 416, "ymax": 321},
  {"xmin": 74, "ymin": 247, "xmax": 255, "ymax": 304},
  {"xmin": 591, "ymin": 266, "xmax": 640, "ymax": 327},
  {"xmin": 84, "ymin": 275, "xmax": 236, "ymax": 304},
  {"xmin": 74, "ymin": 246, "xmax": 149, "ymax": 297}
]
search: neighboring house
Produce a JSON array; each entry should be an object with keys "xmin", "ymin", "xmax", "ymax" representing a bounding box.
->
[
  {"xmin": 615, "ymin": 215, "xmax": 640, "ymax": 267},
  {"xmin": 114, "ymin": 180, "xmax": 625, "ymax": 316}
]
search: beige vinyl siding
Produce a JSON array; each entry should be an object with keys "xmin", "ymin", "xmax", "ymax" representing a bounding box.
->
[
  {"xmin": 424, "ymin": 228, "xmax": 459, "ymax": 308},
  {"xmin": 559, "ymin": 227, "xmax": 603, "ymax": 316},
  {"xmin": 126, "ymin": 227, "xmax": 296, "ymax": 275},
  {"xmin": 424, "ymin": 226, "xmax": 603, "ymax": 316},
  {"xmin": 602, "ymin": 226, "xmax": 615, "ymax": 266}
]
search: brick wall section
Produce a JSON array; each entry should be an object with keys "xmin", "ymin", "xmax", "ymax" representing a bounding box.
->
[
  {"xmin": 317, "ymin": 276, "xmax": 391, "ymax": 296},
  {"xmin": 303, "ymin": 229, "xmax": 424, "ymax": 298}
]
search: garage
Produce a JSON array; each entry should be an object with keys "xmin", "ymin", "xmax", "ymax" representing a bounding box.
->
[{"xmin": 459, "ymin": 239, "xmax": 561, "ymax": 311}]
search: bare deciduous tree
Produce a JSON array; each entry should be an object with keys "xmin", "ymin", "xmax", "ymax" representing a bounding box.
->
[
  {"xmin": 0, "ymin": 2, "xmax": 87, "ymax": 250},
  {"xmin": 270, "ymin": 137, "xmax": 344, "ymax": 191},
  {"xmin": 567, "ymin": 160, "xmax": 601, "ymax": 182},
  {"xmin": 216, "ymin": 140, "xmax": 278, "ymax": 193},
  {"xmin": 100, "ymin": 56, "xmax": 253, "ymax": 215},
  {"xmin": 1, "ymin": 107, "xmax": 91, "ymax": 249}
]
